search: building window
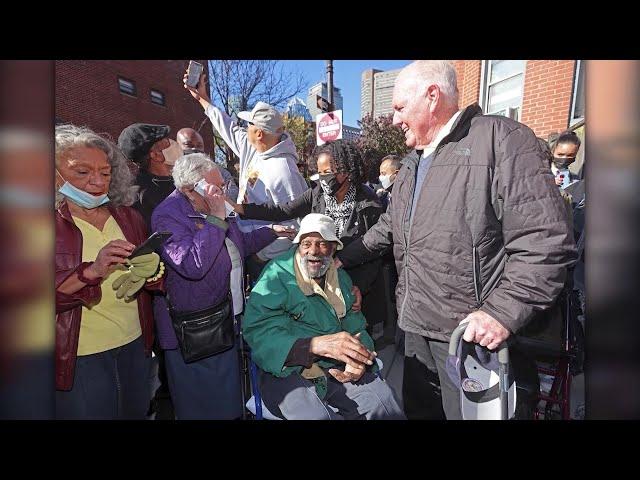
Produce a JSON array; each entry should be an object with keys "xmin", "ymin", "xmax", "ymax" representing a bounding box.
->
[
  {"xmin": 150, "ymin": 89, "xmax": 165, "ymax": 106},
  {"xmin": 570, "ymin": 60, "xmax": 585, "ymax": 125},
  {"xmin": 118, "ymin": 77, "xmax": 136, "ymax": 96},
  {"xmin": 481, "ymin": 60, "xmax": 526, "ymax": 121}
]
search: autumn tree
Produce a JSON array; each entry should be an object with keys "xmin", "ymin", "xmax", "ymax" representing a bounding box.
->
[
  {"xmin": 205, "ymin": 60, "xmax": 307, "ymax": 167},
  {"xmin": 282, "ymin": 114, "xmax": 315, "ymax": 176},
  {"xmin": 357, "ymin": 113, "xmax": 409, "ymax": 182}
]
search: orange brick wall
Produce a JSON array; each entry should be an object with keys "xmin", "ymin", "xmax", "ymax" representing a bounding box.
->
[
  {"xmin": 451, "ymin": 60, "xmax": 577, "ymax": 138},
  {"xmin": 55, "ymin": 60, "xmax": 216, "ymax": 157},
  {"xmin": 520, "ymin": 60, "xmax": 576, "ymax": 138},
  {"xmin": 452, "ymin": 60, "xmax": 481, "ymax": 109}
]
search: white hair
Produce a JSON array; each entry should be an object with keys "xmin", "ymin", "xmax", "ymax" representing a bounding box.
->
[
  {"xmin": 171, "ymin": 152, "xmax": 218, "ymax": 189},
  {"xmin": 403, "ymin": 60, "xmax": 459, "ymax": 110},
  {"xmin": 55, "ymin": 124, "xmax": 137, "ymax": 209}
]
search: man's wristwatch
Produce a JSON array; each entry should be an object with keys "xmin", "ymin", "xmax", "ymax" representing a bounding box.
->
[{"xmin": 77, "ymin": 262, "xmax": 102, "ymax": 285}]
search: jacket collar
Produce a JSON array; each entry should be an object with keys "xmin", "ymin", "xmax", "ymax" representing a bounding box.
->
[{"xmin": 401, "ymin": 103, "xmax": 483, "ymax": 169}]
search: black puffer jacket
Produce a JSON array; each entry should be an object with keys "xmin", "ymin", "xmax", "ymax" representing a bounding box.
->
[
  {"xmin": 338, "ymin": 104, "xmax": 577, "ymax": 341},
  {"xmin": 241, "ymin": 184, "xmax": 384, "ymax": 294}
]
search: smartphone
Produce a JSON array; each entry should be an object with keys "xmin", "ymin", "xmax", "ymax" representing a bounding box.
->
[
  {"xmin": 185, "ymin": 61, "xmax": 204, "ymax": 88},
  {"xmin": 128, "ymin": 231, "xmax": 173, "ymax": 259}
]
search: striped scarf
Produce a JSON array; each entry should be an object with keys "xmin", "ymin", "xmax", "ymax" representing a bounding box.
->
[{"xmin": 323, "ymin": 184, "xmax": 356, "ymax": 238}]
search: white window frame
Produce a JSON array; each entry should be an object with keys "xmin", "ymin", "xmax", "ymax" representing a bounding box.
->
[
  {"xmin": 150, "ymin": 89, "xmax": 166, "ymax": 106},
  {"xmin": 118, "ymin": 77, "xmax": 136, "ymax": 96},
  {"xmin": 570, "ymin": 60, "xmax": 585, "ymax": 126},
  {"xmin": 479, "ymin": 60, "xmax": 526, "ymax": 120}
]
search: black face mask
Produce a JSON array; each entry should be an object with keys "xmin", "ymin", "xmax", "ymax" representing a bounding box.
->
[
  {"xmin": 319, "ymin": 173, "xmax": 342, "ymax": 196},
  {"xmin": 553, "ymin": 157, "xmax": 575, "ymax": 169}
]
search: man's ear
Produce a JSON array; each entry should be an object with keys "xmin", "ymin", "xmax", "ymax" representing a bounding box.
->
[
  {"xmin": 426, "ymin": 84, "xmax": 440, "ymax": 113},
  {"xmin": 255, "ymin": 129, "xmax": 264, "ymax": 141}
]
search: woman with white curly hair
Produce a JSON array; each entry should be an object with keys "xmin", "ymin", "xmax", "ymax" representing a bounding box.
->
[{"xmin": 55, "ymin": 124, "xmax": 164, "ymax": 419}]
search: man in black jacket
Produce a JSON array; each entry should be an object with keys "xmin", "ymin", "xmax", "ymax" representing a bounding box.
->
[{"xmin": 336, "ymin": 61, "xmax": 576, "ymax": 419}]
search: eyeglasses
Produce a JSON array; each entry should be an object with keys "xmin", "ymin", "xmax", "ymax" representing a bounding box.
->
[{"xmin": 299, "ymin": 240, "xmax": 332, "ymax": 250}]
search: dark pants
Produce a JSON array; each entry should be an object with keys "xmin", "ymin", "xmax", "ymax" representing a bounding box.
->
[
  {"xmin": 403, "ymin": 334, "xmax": 459, "ymax": 419},
  {"xmin": 164, "ymin": 342, "xmax": 243, "ymax": 420},
  {"xmin": 55, "ymin": 336, "xmax": 150, "ymax": 420}
]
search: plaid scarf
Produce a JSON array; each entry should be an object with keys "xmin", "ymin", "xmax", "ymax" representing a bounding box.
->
[{"xmin": 322, "ymin": 183, "xmax": 356, "ymax": 238}]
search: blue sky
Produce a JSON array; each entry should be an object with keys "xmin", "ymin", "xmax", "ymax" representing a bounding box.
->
[{"xmin": 281, "ymin": 60, "xmax": 411, "ymax": 127}]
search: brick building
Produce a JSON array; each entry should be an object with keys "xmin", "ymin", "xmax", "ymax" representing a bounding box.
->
[
  {"xmin": 452, "ymin": 60, "xmax": 585, "ymax": 173},
  {"xmin": 55, "ymin": 60, "xmax": 216, "ymax": 158}
]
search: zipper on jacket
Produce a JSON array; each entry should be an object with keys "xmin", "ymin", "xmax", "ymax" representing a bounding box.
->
[
  {"xmin": 398, "ymin": 156, "xmax": 422, "ymax": 325},
  {"xmin": 472, "ymin": 244, "xmax": 482, "ymax": 306}
]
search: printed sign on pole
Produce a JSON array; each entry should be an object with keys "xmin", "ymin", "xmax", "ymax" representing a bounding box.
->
[{"xmin": 316, "ymin": 110, "xmax": 343, "ymax": 146}]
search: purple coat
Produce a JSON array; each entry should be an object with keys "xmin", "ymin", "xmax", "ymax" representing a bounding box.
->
[{"xmin": 151, "ymin": 190, "xmax": 277, "ymax": 350}]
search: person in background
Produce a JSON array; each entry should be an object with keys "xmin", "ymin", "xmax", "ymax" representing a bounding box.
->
[
  {"xmin": 376, "ymin": 154, "xmax": 401, "ymax": 211},
  {"xmin": 176, "ymin": 127, "xmax": 240, "ymax": 205},
  {"xmin": 550, "ymin": 130, "xmax": 582, "ymax": 190},
  {"xmin": 184, "ymin": 71, "xmax": 308, "ymax": 284}
]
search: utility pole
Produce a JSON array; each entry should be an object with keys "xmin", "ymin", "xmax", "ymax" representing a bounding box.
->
[{"xmin": 326, "ymin": 60, "xmax": 334, "ymax": 108}]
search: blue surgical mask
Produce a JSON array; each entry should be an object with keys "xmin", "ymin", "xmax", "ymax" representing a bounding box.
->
[{"xmin": 56, "ymin": 170, "xmax": 110, "ymax": 209}]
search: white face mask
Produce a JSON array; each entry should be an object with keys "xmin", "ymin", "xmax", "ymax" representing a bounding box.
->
[
  {"xmin": 379, "ymin": 174, "xmax": 394, "ymax": 190},
  {"xmin": 161, "ymin": 139, "xmax": 183, "ymax": 166}
]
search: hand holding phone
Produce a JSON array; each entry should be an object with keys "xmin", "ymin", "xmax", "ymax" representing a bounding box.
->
[
  {"xmin": 128, "ymin": 232, "xmax": 173, "ymax": 259},
  {"xmin": 185, "ymin": 61, "xmax": 204, "ymax": 88}
]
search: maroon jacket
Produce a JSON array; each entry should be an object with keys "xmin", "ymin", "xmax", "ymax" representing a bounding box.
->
[{"xmin": 55, "ymin": 202, "xmax": 160, "ymax": 391}]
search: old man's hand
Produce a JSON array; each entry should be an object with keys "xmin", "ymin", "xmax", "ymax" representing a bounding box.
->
[
  {"xmin": 310, "ymin": 331, "xmax": 376, "ymax": 372},
  {"xmin": 461, "ymin": 310, "xmax": 510, "ymax": 351}
]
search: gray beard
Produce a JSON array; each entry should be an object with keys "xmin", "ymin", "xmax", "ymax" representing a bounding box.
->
[{"xmin": 300, "ymin": 254, "xmax": 331, "ymax": 279}]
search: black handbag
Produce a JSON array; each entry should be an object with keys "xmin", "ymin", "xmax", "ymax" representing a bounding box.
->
[{"xmin": 167, "ymin": 293, "xmax": 234, "ymax": 363}]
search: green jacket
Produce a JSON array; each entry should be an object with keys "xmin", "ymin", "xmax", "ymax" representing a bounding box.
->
[{"xmin": 243, "ymin": 247, "xmax": 376, "ymax": 378}]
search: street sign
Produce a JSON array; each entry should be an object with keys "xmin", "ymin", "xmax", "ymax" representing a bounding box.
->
[
  {"xmin": 316, "ymin": 110, "xmax": 343, "ymax": 146},
  {"xmin": 316, "ymin": 95, "xmax": 333, "ymax": 112}
]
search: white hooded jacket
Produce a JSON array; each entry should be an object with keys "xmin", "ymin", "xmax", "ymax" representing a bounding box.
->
[{"xmin": 205, "ymin": 104, "xmax": 309, "ymax": 260}]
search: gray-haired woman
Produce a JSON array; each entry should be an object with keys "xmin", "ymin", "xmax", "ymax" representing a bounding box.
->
[{"xmin": 55, "ymin": 124, "xmax": 164, "ymax": 419}]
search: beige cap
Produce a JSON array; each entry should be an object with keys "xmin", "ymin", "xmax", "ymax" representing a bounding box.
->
[
  {"xmin": 237, "ymin": 101, "xmax": 283, "ymax": 134},
  {"xmin": 293, "ymin": 213, "xmax": 343, "ymax": 250}
]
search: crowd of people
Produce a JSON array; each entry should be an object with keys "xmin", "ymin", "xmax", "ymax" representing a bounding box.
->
[{"xmin": 55, "ymin": 60, "xmax": 583, "ymax": 420}]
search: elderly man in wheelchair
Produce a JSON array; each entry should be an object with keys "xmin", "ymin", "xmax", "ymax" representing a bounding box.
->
[{"xmin": 243, "ymin": 214, "xmax": 405, "ymax": 420}]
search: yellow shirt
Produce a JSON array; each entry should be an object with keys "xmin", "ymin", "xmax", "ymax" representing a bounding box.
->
[{"xmin": 73, "ymin": 215, "xmax": 141, "ymax": 356}]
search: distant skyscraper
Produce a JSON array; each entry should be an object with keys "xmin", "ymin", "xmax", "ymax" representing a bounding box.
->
[
  {"xmin": 306, "ymin": 82, "xmax": 344, "ymax": 119},
  {"xmin": 286, "ymin": 97, "xmax": 312, "ymax": 121},
  {"xmin": 343, "ymin": 125, "xmax": 361, "ymax": 142},
  {"xmin": 361, "ymin": 69, "xmax": 381, "ymax": 120},
  {"xmin": 360, "ymin": 68, "xmax": 401, "ymax": 120}
]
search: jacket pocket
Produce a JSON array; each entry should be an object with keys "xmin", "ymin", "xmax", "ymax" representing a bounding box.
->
[{"xmin": 472, "ymin": 245, "xmax": 482, "ymax": 306}]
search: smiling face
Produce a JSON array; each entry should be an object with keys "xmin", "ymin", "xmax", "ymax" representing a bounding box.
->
[
  {"xmin": 392, "ymin": 74, "xmax": 435, "ymax": 149},
  {"xmin": 56, "ymin": 146, "xmax": 112, "ymax": 196},
  {"xmin": 298, "ymin": 231, "xmax": 336, "ymax": 278}
]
